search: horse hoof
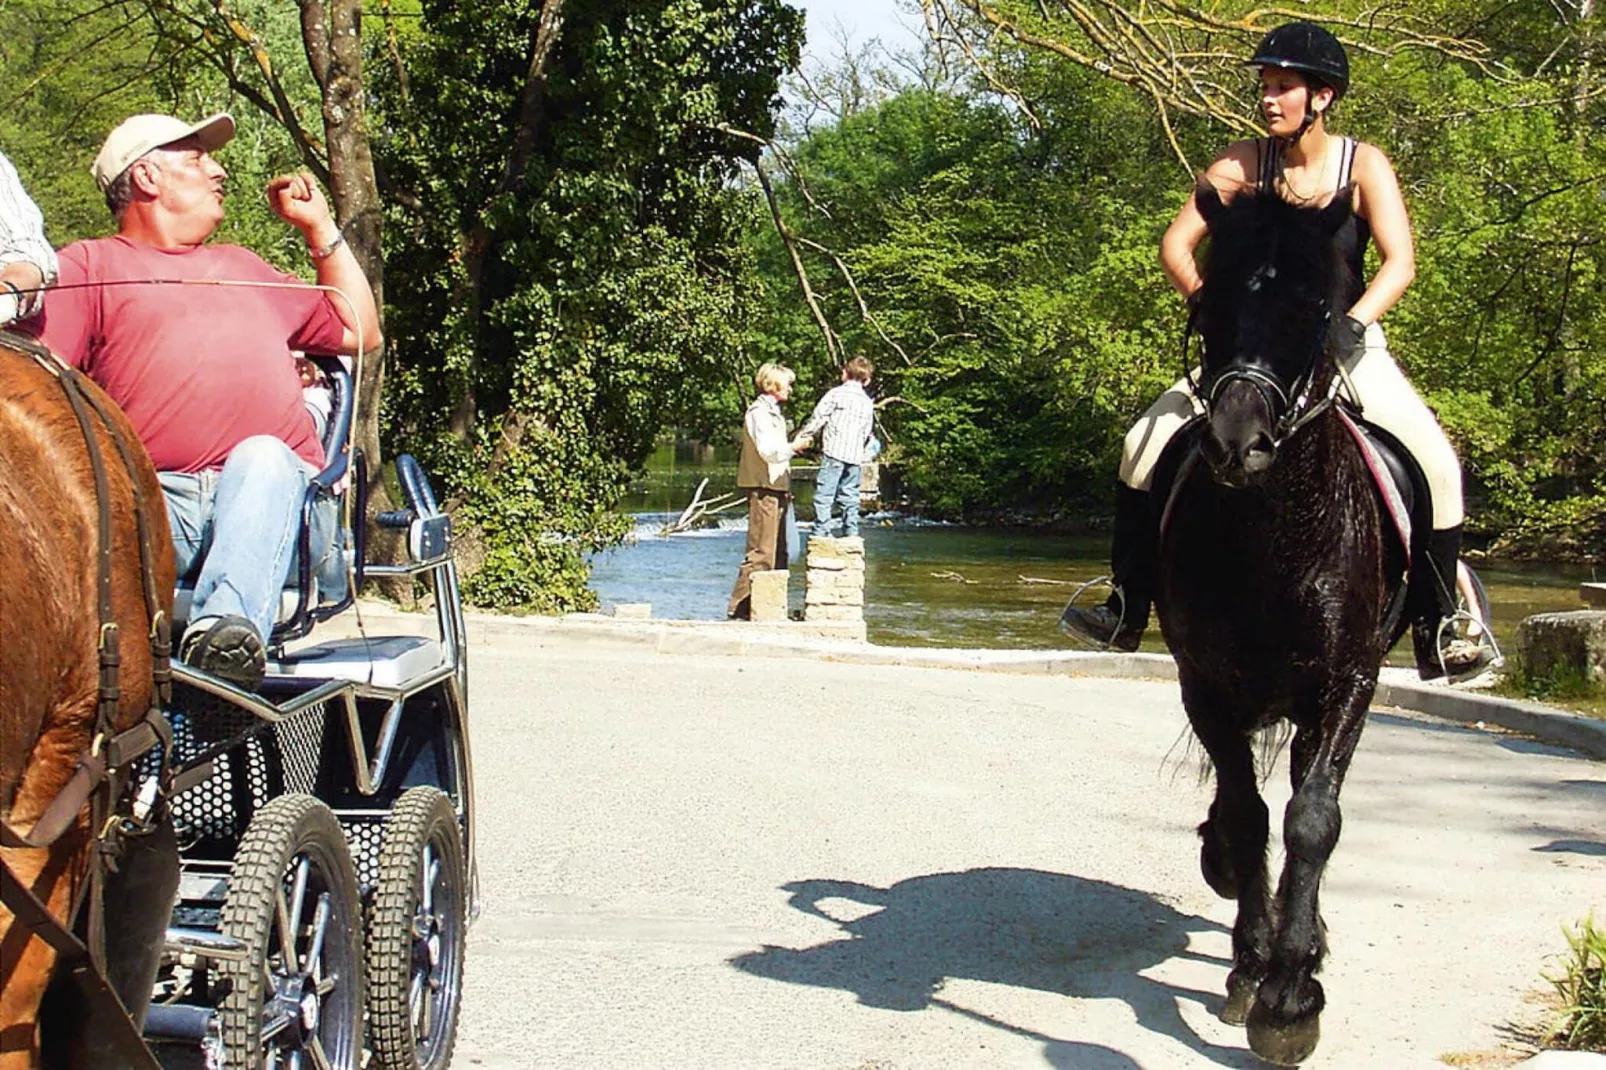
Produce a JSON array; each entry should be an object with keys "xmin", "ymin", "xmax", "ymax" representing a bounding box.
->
[
  {"xmin": 1246, "ymin": 1004, "xmax": 1320, "ymax": 1066},
  {"xmin": 1220, "ymin": 973, "xmax": 1258, "ymax": 1026}
]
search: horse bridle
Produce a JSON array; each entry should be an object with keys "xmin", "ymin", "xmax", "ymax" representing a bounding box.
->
[
  {"xmin": 1183, "ymin": 262, "xmax": 1339, "ymax": 449},
  {"xmin": 0, "ymin": 336, "xmax": 172, "ymax": 1070}
]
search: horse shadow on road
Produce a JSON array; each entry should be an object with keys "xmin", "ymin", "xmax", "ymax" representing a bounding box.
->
[{"xmin": 730, "ymin": 867, "xmax": 1261, "ymax": 1068}]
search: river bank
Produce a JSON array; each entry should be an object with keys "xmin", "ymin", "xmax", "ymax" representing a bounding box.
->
[{"xmin": 587, "ymin": 510, "xmax": 1590, "ymax": 661}]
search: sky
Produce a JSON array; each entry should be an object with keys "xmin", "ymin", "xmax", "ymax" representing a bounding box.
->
[{"xmin": 790, "ymin": 0, "xmax": 924, "ymax": 60}]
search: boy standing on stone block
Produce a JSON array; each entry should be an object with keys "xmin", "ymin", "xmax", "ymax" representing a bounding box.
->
[{"xmin": 797, "ymin": 355, "xmax": 876, "ymax": 538}]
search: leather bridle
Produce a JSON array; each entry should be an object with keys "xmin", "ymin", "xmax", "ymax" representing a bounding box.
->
[{"xmin": 1184, "ymin": 260, "xmax": 1338, "ymax": 450}]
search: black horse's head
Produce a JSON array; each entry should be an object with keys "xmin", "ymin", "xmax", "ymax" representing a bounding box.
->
[{"xmin": 1191, "ymin": 182, "xmax": 1356, "ymax": 487}]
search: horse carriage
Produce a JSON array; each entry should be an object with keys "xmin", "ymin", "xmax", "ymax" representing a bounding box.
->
[{"xmin": 0, "ymin": 335, "xmax": 474, "ymax": 1070}]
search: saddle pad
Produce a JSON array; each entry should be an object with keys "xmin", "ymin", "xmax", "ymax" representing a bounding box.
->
[{"xmin": 1337, "ymin": 408, "xmax": 1412, "ymax": 564}]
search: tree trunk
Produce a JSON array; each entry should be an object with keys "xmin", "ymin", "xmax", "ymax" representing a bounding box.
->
[{"xmin": 300, "ymin": 0, "xmax": 394, "ymax": 517}]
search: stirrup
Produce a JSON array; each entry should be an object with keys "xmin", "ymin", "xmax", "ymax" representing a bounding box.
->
[
  {"xmin": 1432, "ymin": 612, "xmax": 1502, "ymax": 684},
  {"xmin": 1058, "ymin": 576, "xmax": 1141, "ymax": 652}
]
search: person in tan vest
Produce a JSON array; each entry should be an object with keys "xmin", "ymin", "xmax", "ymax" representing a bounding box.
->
[{"xmin": 728, "ymin": 362, "xmax": 811, "ymax": 619}]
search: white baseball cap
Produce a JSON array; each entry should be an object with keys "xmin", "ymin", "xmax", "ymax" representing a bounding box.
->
[{"xmin": 91, "ymin": 113, "xmax": 235, "ymax": 191}]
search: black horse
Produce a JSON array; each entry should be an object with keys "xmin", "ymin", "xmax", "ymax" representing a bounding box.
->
[{"xmin": 1155, "ymin": 184, "xmax": 1410, "ymax": 1066}]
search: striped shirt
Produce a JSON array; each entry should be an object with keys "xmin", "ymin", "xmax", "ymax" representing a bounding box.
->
[
  {"xmin": 0, "ymin": 152, "xmax": 57, "ymax": 317},
  {"xmin": 799, "ymin": 380, "xmax": 876, "ymax": 465}
]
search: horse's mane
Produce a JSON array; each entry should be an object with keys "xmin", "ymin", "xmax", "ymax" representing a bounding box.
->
[{"xmin": 1197, "ymin": 186, "xmax": 1357, "ymax": 318}]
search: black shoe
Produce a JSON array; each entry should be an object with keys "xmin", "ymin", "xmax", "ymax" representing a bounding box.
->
[
  {"xmin": 1060, "ymin": 599, "xmax": 1145, "ymax": 652},
  {"xmin": 180, "ymin": 615, "xmax": 267, "ymax": 692},
  {"xmin": 1414, "ymin": 525, "xmax": 1496, "ymax": 681}
]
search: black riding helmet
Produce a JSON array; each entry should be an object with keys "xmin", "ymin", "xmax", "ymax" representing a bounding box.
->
[
  {"xmin": 1249, "ymin": 21, "xmax": 1350, "ymax": 99},
  {"xmin": 1250, "ymin": 21, "xmax": 1349, "ymax": 143}
]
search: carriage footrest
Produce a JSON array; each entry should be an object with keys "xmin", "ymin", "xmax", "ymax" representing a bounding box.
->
[
  {"xmin": 266, "ymin": 634, "xmax": 445, "ymax": 689},
  {"xmin": 165, "ymin": 926, "xmax": 249, "ymax": 963}
]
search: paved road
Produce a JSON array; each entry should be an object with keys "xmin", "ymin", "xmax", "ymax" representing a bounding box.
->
[{"xmin": 450, "ymin": 632, "xmax": 1604, "ymax": 1069}]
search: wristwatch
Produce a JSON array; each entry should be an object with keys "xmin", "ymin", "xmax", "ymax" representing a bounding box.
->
[{"xmin": 308, "ymin": 230, "xmax": 346, "ymax": 260}]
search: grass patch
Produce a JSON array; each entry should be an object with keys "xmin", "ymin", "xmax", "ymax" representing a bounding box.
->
[
  {"xmin": 1545, "ymin": 914, "xmax": 1606, "ymax": 1052},
  {"xmin": 1490, "ymin": 657, "xmax": 1606, "ymax": 719}
]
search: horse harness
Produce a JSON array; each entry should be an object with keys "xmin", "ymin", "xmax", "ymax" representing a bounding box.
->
[{"xmin": 0, "ymin": 336, "xmax": 172, "ymax": 1070}]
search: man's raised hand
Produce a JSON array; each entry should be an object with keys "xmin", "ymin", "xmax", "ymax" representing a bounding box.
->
[{"xmin": 266, "ymin": 172, "xmax": 336, "ymax": 245}]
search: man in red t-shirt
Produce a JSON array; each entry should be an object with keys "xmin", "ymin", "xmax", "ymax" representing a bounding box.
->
[{"xmin": 33, "ymin": 112, "xmax": 381, "ymax": 690}]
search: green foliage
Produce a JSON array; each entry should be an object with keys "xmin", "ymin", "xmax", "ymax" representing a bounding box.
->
[
  {"xmin": 5, "ymin": 0, "xmax": 803, "ymax": 612},
  {"xmin": 1370, "ymin": 46, "xmax": 1606, "ymax": 557},
  {"xmin": 6, "ymin": 0, "xmax": 1603, "ymax": 616},
  {"xmin": 1500, "ymin": 647, "xmax": 1606, "ymax": 714},
  {"xmin": 750, "ymin": 67, "xmax": 1193, "ymax": 517},
  {"xmin": 1546, "ymin": 914, "xmax": 1606, "ymax": 1052},
  {"xmin": 375, "ymin": 0, "xmax": 802, "ymax": 604}
]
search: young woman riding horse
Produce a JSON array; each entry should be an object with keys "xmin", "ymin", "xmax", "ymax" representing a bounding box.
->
[
  {"xmin": 0, "ymin": 336, "xmax": 178, "ymax": 1068},
  {"xmin": 1063, "ymin": 21, "xmax": 1488, "ymax": 682}
]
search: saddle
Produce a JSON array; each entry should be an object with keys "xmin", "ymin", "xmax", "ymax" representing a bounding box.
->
[{"xmin": 1152, "ymin": 408, "xmax": 1432, "ymax": 644}]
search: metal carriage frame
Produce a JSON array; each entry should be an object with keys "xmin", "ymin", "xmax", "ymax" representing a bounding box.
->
[{"xmin": 142, "ymin": 361, "xmax": 478, "ymax": 1070}]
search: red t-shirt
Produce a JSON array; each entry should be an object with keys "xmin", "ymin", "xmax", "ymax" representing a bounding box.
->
[{"xmin": 34, "ymin": 237, "xmax": 346, "ymax": 473}]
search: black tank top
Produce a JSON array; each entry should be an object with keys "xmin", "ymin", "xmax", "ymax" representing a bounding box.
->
[{"xmin": 1257, "ymin": 137, "xmax": 1371, "ymax": 305}]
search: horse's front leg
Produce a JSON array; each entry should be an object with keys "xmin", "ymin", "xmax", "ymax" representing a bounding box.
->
[
  {"xmin": 1248, "ymin": 682, "xmax": 1370, "ymax": 1066},
  {"xmin": 1183, "ymin": 681, "xmax": 1274, "ymax": 1027},
  {"xmin": 0, "ymin": 833, "xmax": 86, "ymax": 1070}
]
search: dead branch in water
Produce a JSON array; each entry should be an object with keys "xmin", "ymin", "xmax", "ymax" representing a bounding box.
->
[
  {"xmin": 930, "ymin": 570, "xmax": 979, "ymax": 584},
  {"xmin": 660, "ymin": 477, "xmax": 743, "ymax": 536}
]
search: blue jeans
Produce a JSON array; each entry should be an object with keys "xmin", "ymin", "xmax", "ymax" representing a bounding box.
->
[
  {"xmin": 813, "ymin": 457, "xmax": 863, "ymax": 537},
  {"xmin": 160, "ymin": 435, "xmax": 339, "ymax": 643}
]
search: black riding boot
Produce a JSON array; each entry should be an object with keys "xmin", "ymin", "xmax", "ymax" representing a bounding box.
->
[
  {"xmin": 1411, "ymin": 524, "xmax": 1493, "ymax": 680},
  {"xmin": 1060, "ymin": 484, "xmax": 1156, "ymax": 652}
]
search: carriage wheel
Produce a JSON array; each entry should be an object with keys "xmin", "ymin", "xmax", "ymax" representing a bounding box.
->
[
  {"xmin": 218, "ymin": 793, "xmax": 365, "ymax": 1069},
  {"xmin": 365, "ymin": 787, "xmax": 467, "ymax": 1070}
]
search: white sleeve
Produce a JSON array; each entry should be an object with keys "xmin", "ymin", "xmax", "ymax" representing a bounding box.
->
[
  {"xmin": 0, "ymin": 154, "xmax": 57, "ymax": 315},
  {"xmin": 798, "ymin": 392, "xmax": 835, "ymax": 438},
  {"xmin": 746, "ymin": 404, "xmax": 794, "ymax": 465}
]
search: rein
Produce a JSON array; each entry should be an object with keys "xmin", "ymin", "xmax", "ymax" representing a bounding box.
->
[{"xmin": 0, "ymin": 336, "xmax": 172, "ymax": 1070}]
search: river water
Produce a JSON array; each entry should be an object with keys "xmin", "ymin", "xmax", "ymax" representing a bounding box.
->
[{"xmin": 588, "ymin": 453, "xmax": 1591, "ymax": 656}]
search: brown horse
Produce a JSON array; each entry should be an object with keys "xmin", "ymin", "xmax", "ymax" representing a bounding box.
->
[{"xmin": 0, "ymin": 335, "xmax": 176, "ymax": 1068}]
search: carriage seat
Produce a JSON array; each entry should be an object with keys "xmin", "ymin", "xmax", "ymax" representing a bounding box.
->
[
  {"xmin": 170, "ymin": 581, "xmax": 340, "ymax": 633},
  {"xmin": 263, "ymin": 634, "xmax": 445, "ymax": 689}
]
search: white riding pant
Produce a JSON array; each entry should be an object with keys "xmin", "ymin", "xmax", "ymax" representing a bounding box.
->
[{"xmin": 1119, "ymin": 322, "xmax": 1464, "ymax": 529}]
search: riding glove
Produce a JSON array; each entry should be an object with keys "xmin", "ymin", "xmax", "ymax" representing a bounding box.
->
[{"xmin": 1333, "ymin": 315, "xmax": 1368, "ymax": 362}]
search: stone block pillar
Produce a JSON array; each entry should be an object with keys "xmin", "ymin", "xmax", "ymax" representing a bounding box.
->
[
  {"xmin": 749, "ymin": 570, "xmax": 790, "ymax": 622},
  {"xmin": 1517, "ymin": 610, "xmax": 1606, "ymax": 685},
  {"xmin": 860, "ymin": 462, "xmax": 880, "ymax": 500},
  {"xmin": 806, "ymin": 536, "xmax": 866, "ymax": 623}
]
